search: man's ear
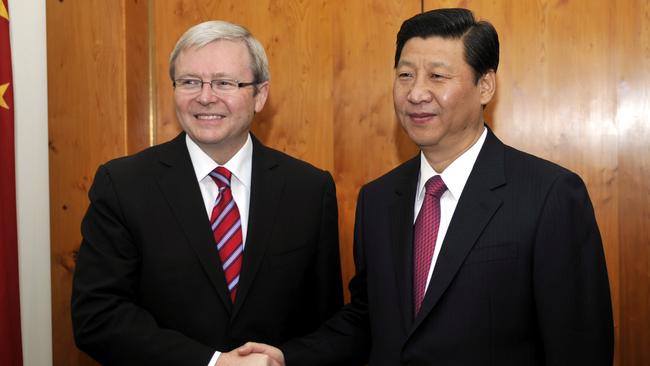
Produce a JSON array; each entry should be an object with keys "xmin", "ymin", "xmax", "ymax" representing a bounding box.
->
[
  {"xmin": 254, "ymin": 81, "xmax": 269, "ymax": 113},
  {"xmin": 478, "ymin": 70, "xmax": 496, "ymax": 106}
]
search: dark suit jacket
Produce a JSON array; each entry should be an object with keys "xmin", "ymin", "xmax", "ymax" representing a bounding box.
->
[
  {"xmin": 72, "ymin": 133, "xmax": 344, "ymax": 366},
  {"xmin": 283, "ymin": 128, "xmax": 613, "ymax": 366}
]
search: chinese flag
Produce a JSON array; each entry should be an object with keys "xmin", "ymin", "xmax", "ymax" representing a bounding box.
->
[{"xmin": 0, "ymin": 0, "xmax": 24, "ymax": 365}]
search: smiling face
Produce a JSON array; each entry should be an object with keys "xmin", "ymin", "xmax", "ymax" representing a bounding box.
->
[
  {"xmin": 173, "ymin": 39, "xmax": 268, "ymax": 163},
  {"xmin": 393, "ymin": 36, "xmax": 495, "ymax": 171}
]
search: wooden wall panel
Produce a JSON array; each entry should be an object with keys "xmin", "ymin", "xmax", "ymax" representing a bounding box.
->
[
  {"xmin": 47, "ymin": 1, "xmax": 148, "ymax": 365},
  {"xmin": 125, "ymin": 0, "xmax": 152, "ymax": 153},
  {"xmin": 614, "ymin": 1, "xmax": 650, "ymax": 365},
  {"xmin": 331, "ymin": 0, "xmax": 421, "ymax": 297}
]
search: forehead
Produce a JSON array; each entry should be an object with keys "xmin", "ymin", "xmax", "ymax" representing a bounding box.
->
[
  {"xmin": 175, "ymin": 39, "xmax": 252, "ymax": 77},
  {"xmin": 398, "ymin": 36, "xmax": 466, "ymax": 68}
]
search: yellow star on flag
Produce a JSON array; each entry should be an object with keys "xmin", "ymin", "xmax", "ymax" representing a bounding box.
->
[
  {"xmin": 0, "ymin": 1, "xmax": 8, "ymax": 21},
  {"xmin": 0, "ymin": 83, "xmax": 10, "ymax": 109}
]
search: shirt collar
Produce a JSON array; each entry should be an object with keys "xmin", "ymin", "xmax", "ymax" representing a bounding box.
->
[
  {"xmin": 417, "ymin": 127, "xmax": 488, "ymax": 201},
  {"xmin": 185, "ymin": 133, "xmax": 253, "ymax": 188}
]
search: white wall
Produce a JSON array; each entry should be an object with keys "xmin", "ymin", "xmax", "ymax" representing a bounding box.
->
[{"xmin": 9, "ymin": 0, "xmax": 53, "ymax": 365}]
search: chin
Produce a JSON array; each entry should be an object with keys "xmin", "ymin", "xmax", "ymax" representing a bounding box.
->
[
  {"xmin": 187, "ymin": 131, "xmax": 224, "ymax": 144},
  {"xmin": 411, "ymin": 134, "xmax": 444, "ymax": 149}
]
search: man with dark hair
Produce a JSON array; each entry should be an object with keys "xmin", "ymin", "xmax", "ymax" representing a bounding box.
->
[{"xmin": 239, "ymin": 7, "xmax": 614, "ymax": 366}]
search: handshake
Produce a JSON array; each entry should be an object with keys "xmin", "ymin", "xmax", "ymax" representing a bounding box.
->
[{"xmin": 218, "ymin": 342, "xmax": 285, "ymax": 366}]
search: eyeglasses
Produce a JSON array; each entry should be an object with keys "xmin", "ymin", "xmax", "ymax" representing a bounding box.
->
[{"xmin": 173, "ymin": 78, "xmax": 258, "ymax": 94}]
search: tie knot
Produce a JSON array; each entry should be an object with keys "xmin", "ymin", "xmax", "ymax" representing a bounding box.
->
[
  {"xmin": 210, "ymin": 166, "xmax": 232, "ymax": 189},
  {"xmin": 424, "ymin": 175, "xmax": 447, "ymax": 198}
]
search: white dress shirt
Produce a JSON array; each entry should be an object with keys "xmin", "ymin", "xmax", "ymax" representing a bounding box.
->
[
  {"xmin": 413, "ymin": 127, "xmax": 487, "ymax": 292},
  {"xmin": 185, "ymin": 133, "xmax": 253, "ymax": 366},
  {"xmin": 186, "ymin": 134, "xmax": 252, "ymax": 246}
]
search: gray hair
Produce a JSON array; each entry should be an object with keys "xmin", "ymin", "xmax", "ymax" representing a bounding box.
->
[{"xmin": 169, "ymin": 20, "xmax": 270, "ymax": 83}]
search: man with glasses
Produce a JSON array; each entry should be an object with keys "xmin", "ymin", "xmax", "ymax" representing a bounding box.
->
[{"xmin": 72, "ymin": 20, "xmax": 343, "ymax": 366}]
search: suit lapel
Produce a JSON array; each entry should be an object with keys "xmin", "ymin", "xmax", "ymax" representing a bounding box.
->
[
  {"xmin": 232, "ymin": 136, "xmax": 284, "ymax": 319},
  {"xmin": 156, "ymin": 133, "xmax": 233, "ymax": 311},
  {"xmin": 411, "ymin": 129, "xmax": 506, "ymax": 332},
  {"xmin": 389, "ymin": 156, "xmax": 420, "ymax": 330}
]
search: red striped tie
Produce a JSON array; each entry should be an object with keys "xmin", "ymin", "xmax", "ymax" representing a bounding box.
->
[
  {"xmin": 413, "ymin": 175, "xmax": 447, "ymax": 317},
  {"xmin": 209, "ymin": 167, "xmax": 243, "ymax": 303}
]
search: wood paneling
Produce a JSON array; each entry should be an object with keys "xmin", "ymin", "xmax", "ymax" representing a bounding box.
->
[
  {"xmin": 125, "ymin": 0, "xmax": 152, "ymax": 153},
  {"xmin": 47, "ymin": 0, "xmax": 147, "ymax": 365},
  {"xmin": 614, "ymin": 1, "xmax": 650, "ymax": 364},
  {"xmin": 47, "ymin": 0, "xmax": 650, "ymax": 365},
  {"xmin": 331, "ymin": 0, "xmax": 421, "ymax": 297}
]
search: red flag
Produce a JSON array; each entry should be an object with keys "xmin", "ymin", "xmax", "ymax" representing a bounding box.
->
[{"xmin": 0, "ymin": 0, "xmax": 24, "ymax": 365}]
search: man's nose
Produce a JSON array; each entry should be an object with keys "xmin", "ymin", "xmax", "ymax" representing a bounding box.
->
[
  {"xmin": 196, "ymin": 82, "xmax": 220, "ymax": 104},
  {"xmin": 407, "ymin": 77, "xmax": 433, "ymax": 104}
]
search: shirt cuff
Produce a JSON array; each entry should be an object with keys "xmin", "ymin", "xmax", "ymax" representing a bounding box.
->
[{"xmin": 207, "ymin": 351, "xmax": 221, "ymax": 366}]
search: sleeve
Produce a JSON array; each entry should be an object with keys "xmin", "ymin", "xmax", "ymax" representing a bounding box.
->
[
  {"xmin": 533, "ymin": 172, "xmax": 614, "ymax": 365},
  {"xmin": 71, "ymin": 165, "xmax": 216, "ymax": 366},
  {"xmin": 282, "ymin": 186, "xmax": 370, "ymax": 366}
]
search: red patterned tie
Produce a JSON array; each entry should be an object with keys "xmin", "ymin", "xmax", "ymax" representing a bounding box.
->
[
  {"xmin": 413, "ymin": 175, "xmax": 447, "ymax": 317},
  {"xmin": 209, "ymin": 167, "xmax": 243, "ymax": 303}
]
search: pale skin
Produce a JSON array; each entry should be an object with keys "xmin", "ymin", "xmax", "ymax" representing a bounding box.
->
[
  {"xmin": 173, "ymin": 39, "xmax": 269, "ymax": 165},
  {"xmin": 236, "ymin": 343, "xmax": 285, "ymax": 365},
  {"xmin": 234, "ymin": 35, "xmax": 496, "ymax": 365},
  {"xmin": 217, "ymin": 347, "xmax": 283, "ymax": 366}
]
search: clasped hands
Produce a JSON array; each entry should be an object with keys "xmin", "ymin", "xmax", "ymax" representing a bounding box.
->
[{"xmin": 217, "ymin": 342, "xmax": 285, "ymax": 366}]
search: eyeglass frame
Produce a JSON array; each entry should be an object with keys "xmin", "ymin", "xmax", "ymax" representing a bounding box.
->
[{"xmin": 172, "ymin": 78, "xmax": 259, "ymax": 94}]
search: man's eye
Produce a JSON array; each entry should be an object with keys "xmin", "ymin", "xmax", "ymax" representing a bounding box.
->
[
  {"xmin": 215, "ymin": 80, "xmax": 236, "ymax": 87},
  {"xmin": 182, "ymin": 79, "xmax": 202, "ymax": 86},
  {"xmin": 398, "ymin": 72, "xmax": 413, "ymax": 79}
]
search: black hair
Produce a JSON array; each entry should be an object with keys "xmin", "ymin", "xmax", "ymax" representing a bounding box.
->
[{"xmin": 395, "ymin": 8, "xmax": 499, "ymax": 83}]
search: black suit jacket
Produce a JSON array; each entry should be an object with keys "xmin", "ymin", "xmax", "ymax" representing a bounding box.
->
[
  {"xmin": 72, "ymin": 133, "xmax": 344, "ymax": 366},
  {"xmin": 283, "ymin": 129, "xmax": 613, "ymax": 366}
]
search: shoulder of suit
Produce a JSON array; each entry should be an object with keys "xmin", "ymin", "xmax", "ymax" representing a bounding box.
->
[
  {"xmin": 360, "ymin": 155, "xmax": 419, "ymax": 192},
  {"xmin": 501, "ymin": 143, "xmax": 577, "ymax": 181},
  {"xmin": 99, "ymin": 136, "xmax": 180, "ymax": 177},
  {"xmin": 102, "ymin": 144, "xmax": 161, "ymax": 167}
]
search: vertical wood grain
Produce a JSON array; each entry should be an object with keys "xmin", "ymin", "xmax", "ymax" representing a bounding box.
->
[
  {"xmin": 331, "ymin": 0, "xmax": 421, "ymax": 299},
  {"xmin": 47, "ymin": 0, "xmax": 145, "ymax": 365},
  {"xmin": 125, "ymin": 0, "xmax": 151, "ymax": 153},
  {"xmin": 614, "ymin": 1, "xmax": 650, "ymax": 365}
]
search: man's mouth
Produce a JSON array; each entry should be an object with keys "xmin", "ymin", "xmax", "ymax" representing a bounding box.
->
[
  {"xmin": 408, "ymin": 112, "xmax": 436, "ymax": 122},
  {"xmin": 194, "ymin": 113, "xmax": 226, "ymax": 120}
]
